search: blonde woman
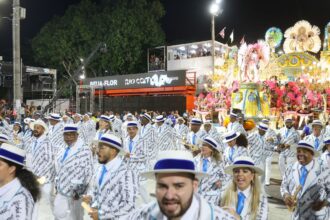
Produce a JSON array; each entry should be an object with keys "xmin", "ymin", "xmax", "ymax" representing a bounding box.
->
[
  {"xmin": 221, "ymin": 156, "xmax": 268, "ymax": 220},
  {"xmin": 194, "ymin": 136, "xmax": 226, "ymax": 205}
]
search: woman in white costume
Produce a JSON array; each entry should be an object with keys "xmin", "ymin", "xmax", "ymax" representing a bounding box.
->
[
  {"xmin": 221, "ymin": 156, "xmax": 268, "ymax": 220},
  {"xmin": 0, "ymin": 143, "xmax": 41, "ymax": 220}
]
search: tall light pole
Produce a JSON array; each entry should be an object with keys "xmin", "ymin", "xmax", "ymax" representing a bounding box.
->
[
  {"xmin": 209, "ymin": 0, "xmax": 222, "ymax": 75},
  {"xmin": 12, "ymin": 0, "xmax": 25, "ymax": 120}
]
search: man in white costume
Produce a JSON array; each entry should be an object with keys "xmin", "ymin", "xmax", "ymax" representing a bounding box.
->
[
  {"xmin": 53, "ymin": 124, "xmax": 94, "ymax": 220},
  {"xmin": 83, "ymin": 133, "xmax": 138, "ymax": 219},
  {"xmin": 123, "ymin": 150, "xmax": 237, "ymax": 220}
]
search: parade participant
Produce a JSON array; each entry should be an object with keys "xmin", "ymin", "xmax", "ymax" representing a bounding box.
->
[
  {"xmin": 0, "ymin": 133, "xmax": 9, "ymax": 145},
  {"xmin": 54, "ymin": 124, "xmax": 94, "ymax": 220},
  {"xmin": 303, "ymin": 120, "xmax": 325, "ymax": 155},
  {"xmin": 32, "ymin": 112, "xmax": 42, "ymax": 120},
  {"xmin": 174, "ymin": 117, "xmax": 189, "ymax": 139},
  {"xmin": 247, "ymin": 122, "xmax": 273, "ymax": 185},
  {"xmin": 12, "ymin": 121, "xmax": 23, "ymax": 145},
  {"xmin": 0, "ymin": 116, "xmax": 12, "ymax": 138},
  {"xmin": 139, "ymin": 113, "xmax": 157, "ymax": 168},
  {"xmin": 22, "ymin": 118, "xmax": 35, "ymax": 151},
  {"xmin": 83, "ymin": 133, "xmax": 138, "ymax": 219},
  {"xmin": 194, "ymin": 136, "xmax": 225, "ymax": 205},
  {"xmin": 185, "ymin": 118, "xmax": 207, "ymax": 154},
  {"xmin": 47, "ymin": 113, "xmax": 65, "ymax": 156},
  {"xmin": 94, "ymin": 115, "xmax": 113, "ymax": 141},
  {"xmin": 203, "ymin": 120, "xmax": 224, "ymax": 151},
  {"xmin": 280, "ymin": 140, "xmax": 330, "ymax": 220},
  {"xmin": 320, "ymin": 137, "xmax": 330, "ymax": 167},
  {"xmin": 155, "ymin": 115, "xmax": 178, "ymax": 151},
  {"xmin": 73, "ymin": 113, "xmax": 82, "ymax": 125},
  {"xmin": 223, "ymin": 131, "xmax": 249, "ymax": 166},
  {"xmin": 227, "ymin": 112, "xmax": 247, "ymax": 136},
  {"xmin": 221, "ymin": 156, "xmax": 268, "ymax": 220},
  {"xmin": 277, "ymin": 118, "xmax": 300, "ymax": 176},
  {"xmin": 81, "ymin": 114, "xmax": 96, "ymax": 145},
  {"xmin": 62, "ymin": 114, "xmax": 73, "ymax": 125},
  {"xmin": 0, "ymin": 143, "xmax": 41, "ymax": 219},
  {"xmin": 261, "ymin": 118, "xmax": 278, "ymax": 186},
  {"xmin": 121, "ymin": 113, "xmax": 134, "ymax": 138},
  {"xmin": 109, "ymin": 114, "xmax": 122, "ymax": 137},
  {"xmin": 124, "ymin": 150, "xmax": 237, "ymax": 220},
  {"xmin": 29, "ymin": 119, "xmax": 55, "ymax": 215},
  {"xmin": 123, "ymin": 121, "xmax": 148, "ymax": 176}
]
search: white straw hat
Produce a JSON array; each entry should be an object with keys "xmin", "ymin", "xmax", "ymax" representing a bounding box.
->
[
  {"xmin": 224, "ymin": 156, "xmax": 264, "ymax": 176},
  {"xmin": 141, "ymin": 150, "xmax": 207, "ymax": 179}
]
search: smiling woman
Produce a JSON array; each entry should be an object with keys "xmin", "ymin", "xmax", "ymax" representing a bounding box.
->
[{"xmin": 220, "ymin": 156, "xmax": 268, "ymax": 220}]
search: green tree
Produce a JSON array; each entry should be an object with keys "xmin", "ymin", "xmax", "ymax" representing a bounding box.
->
[{"xmin": 31, "ymin": 0, "xmax": 165, "ymax": 77}]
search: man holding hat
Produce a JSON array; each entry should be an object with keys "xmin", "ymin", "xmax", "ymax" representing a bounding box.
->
[
  {"xmin": 303, "ymin": 119, "xmax": 325, "ymax": 155},
  {"xmin": 277, "ymin": 117, "xmax": 300, "ymax": 176},
  {"xmin": 280, "ymin": 140, "xmax": 330, "ymax": 220},
  {"xmin": 227, "ymin": 111, "xmax": 247, "ymax": 136},
  {"xmin": 47, "ymin": 113, "xmax": 65, "ymax": 157},
  {"xmin": 29, "ymin": 119, "xmax": 55, "ymax": 217},
  {"xmin": 83, "ymin": 133, "xmax": 138, "ymax": 219},
  {"xmin": 124, "ymin": 150, "xmax": 237, "ymax": 219},
  {"xmin": 53, "ymin": 124, "xmax": 94, "ymax": 220}
]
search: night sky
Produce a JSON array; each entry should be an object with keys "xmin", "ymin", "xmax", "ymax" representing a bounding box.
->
[{"xmin": 0, "ymin": 0, "xmax": 329, "ymax": 63}]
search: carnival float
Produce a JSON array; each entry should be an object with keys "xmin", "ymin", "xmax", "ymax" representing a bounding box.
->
[{"xmin": 194, "ymin": 20, "xmax": 330, "ymax": 130}]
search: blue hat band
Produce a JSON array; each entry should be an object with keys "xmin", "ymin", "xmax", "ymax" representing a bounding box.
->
[
  {"xmin": 298, "ymin": 142, "xmax": 313, "ymax": 149},
  {"xmin": 50, "ymin": 116, "xmax": 61, "ymax": 120},
  {"xmin": 258, "ymin": 125, "xmax": 268, "ymax": 130},
  {"xmin": 0, "ymin": 137, "xmax": 8, "ymax": 141},
  {"xmin": 100, "ymin": 136, "xmax": 121, "ymax": 148},
  {"xmin": 203, "ymin": 139, "xmax": 217, "ymax": 149},
  {"xmin": 64, "ymin": 127, "xmax": 78, "ymax": 132},
  {"xmin": 191, "ymin": 120, "xmax": 202, "ymax": 124},
  {"xmin": 143, "ymin": 114, "xmax": 152, "ymax": 121},
  {"xmin": 324, "ymin": 140, "xmax": 330, "ymax": 145},
  {"xmin": 233, "ymin": 160, "xmax": 254, "ymax": 166},
  {"xmin": 225, "ymin": 133, "xmax": 237, "ymax": 140},
  {"xmin": 100, "ymin": 116, "xmax": 110, "ymax": 122},
  {"xmin": 154, "ymin": 159, "xmax": 195, "ymax": 171},
  {"xmin": 0, "ymin": 148, "xmax": 24, "ymax": 165},
  {"xmin": 127, "ymin": 122, "xmax": 138, "ymax": 127}
]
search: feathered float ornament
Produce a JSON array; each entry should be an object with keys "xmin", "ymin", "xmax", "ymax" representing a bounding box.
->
[
  {"xmin": 238, "ymin": 40, "xmax": 270, "ymax": 82},
  {"xmin": 283, "ymin": 20, "xmax": 321, "ymax": 53}
]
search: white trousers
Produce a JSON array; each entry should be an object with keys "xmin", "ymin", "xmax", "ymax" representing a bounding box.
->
[
  {"xmin": 279, "ymin": 154, "xmax": 296, "ymax": 177},
  {"xmin": 34, "ymin": 183, "xmax": 55, "ymax": 220},
  {"xmin": 53, "ymin": 194, "xmax": 83, "ymax": 220},
  {"xmin": 265, "ymin": 156, "xmax": 272, "ymax": 184}
]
